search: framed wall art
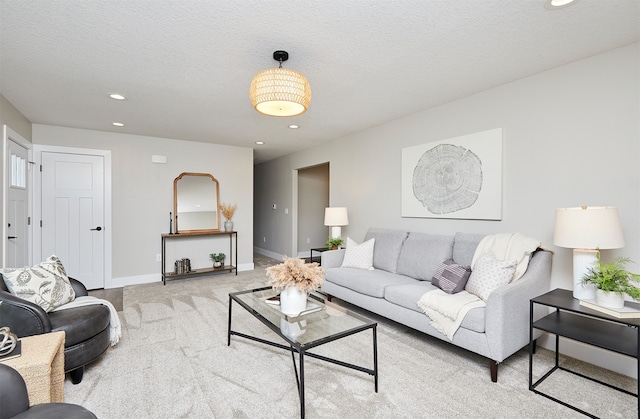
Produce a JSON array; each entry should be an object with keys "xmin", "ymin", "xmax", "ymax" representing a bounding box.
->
[{"xmin": 401, "ymin": 128, "xmax": 503, "ymax": 220}]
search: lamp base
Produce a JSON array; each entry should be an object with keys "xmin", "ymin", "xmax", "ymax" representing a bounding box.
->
[
  {"xmin": 330, "ymin": 226, "xmax": 342, "ymax": 240},
  {"xmin": 573, "ymin": 248, "xmax": 597, "ymax": 300}
]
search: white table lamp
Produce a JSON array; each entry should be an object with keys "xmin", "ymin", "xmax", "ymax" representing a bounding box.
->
[
  {"xmin": 553, "ymin": 206, "xmax": 625, "ymax": 300},
  {"xmin": 324, "ymin": 207, "xmax": 349, "ymax": 239}
]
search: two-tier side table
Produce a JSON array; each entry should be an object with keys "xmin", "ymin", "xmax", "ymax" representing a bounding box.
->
[{"xmin": 529, "ymin": 288, "xmax": 638, "ymax": 418}]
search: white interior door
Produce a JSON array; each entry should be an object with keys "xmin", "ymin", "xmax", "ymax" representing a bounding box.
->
[
  {"xmin": 6, "ymin": 140, "xmax": 29, "ymax": 267},
  {"xmin": 41, "ymin": 152, "xmax": 105, "ymax": 289}
]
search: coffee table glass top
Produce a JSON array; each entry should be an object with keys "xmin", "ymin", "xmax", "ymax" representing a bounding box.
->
[{"xmin": 230, "ymin": 286, "xmax": 375, "ymax": 347}]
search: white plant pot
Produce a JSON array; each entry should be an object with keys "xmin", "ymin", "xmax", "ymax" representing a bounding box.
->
[
  {"xmin": 280, "ymin": 286, "xmax": 307, "ymax": 315},
  {"xmin": 595, "ymin": 289, "xmax": 625, "ymax": 309}
]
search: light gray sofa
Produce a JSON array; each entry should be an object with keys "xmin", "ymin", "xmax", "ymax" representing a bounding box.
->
[{"xmin": 321, "ymin": 228, "xmax": 553, "ymax": 382}]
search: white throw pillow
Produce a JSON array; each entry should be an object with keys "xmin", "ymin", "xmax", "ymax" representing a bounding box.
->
[
  {"xmin": 465, "ymin": 253, "xmax": 516, "ymax": 301},
  {"xmin": 1, "ymin": 255, "xmax": 75, "ymax": 312},
  {"xmin": 341, "ymin": 237, "xmax": 375, "ymax": 270}
]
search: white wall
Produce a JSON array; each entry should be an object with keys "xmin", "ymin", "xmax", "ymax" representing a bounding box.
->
[
  {"xmin": 33, "ymin": 125, "xmax": 254, "ymax": 286},
  {"xmin": 254, "ymin": 43, "xmax": 640, "ymax": 376}
]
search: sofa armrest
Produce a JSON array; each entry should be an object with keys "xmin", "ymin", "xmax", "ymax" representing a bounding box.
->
[
  {"xmin": 484, "ymin": 250, "xmax": 553, "ymax": 362},
  {"xmin": 321, "ymin": 249, "xmax": 346, "ymax": 269},
  {"xmin": 0, "ymin": 289, "xmax": 52, "ymax": 338}
]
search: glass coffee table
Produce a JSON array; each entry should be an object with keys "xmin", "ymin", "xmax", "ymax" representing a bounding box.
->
[{"xmin": 228, "ymin": 286, "xmax": 378, "ymax": 419}]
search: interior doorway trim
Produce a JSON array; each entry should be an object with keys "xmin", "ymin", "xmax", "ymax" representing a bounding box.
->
[
  {"xmin": 32, "ymin": 144, "xmax": 113, "ymax": 288},
  {"xmin": 2, "ymin": 125, "xmax": 33, "ymax": 267}
]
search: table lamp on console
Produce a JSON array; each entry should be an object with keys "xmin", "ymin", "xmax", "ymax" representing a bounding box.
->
[{"xmin": 553, "ymin": 206, "xmax": 625, "ymax": 300}]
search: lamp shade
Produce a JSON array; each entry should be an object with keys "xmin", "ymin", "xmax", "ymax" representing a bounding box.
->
[
  {"xmin": 249, "ymin": 67, "xmax": 311, "ymax": 117},
  {"xmin": 324, "ymin": 207, "xmax": 349, "ymax": 226},
  {"xmin": 553, "ymin": 206, "xmax": 625, "ymax": 249}
]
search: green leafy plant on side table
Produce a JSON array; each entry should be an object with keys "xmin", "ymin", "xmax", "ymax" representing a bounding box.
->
[
  {"xmin": 581, "ymin": 250, "xmax": 640, "ymax": 308},
  {"xmin": 325, "ymin": 237, "xmax": 344, "ymax": 250}
]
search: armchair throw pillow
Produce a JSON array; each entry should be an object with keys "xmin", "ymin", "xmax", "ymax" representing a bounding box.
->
[
  {"xmin": 1, "ymin": 255, "xmax": 75, "ymax": 312},
  {"xmin": 431, "ymin": 259, "xmax": 472, "ymax": 294},
  {"xmin": 341, "ymin": 237, "xmax": 375, "ymax": 270}
]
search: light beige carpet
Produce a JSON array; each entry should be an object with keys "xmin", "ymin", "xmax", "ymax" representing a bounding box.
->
[{"xmin": 64, "ymin": 260, "xmax": 637, "ymax": 418}]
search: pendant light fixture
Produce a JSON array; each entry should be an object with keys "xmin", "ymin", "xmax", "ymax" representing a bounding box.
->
[{"xmin": 250, "ymin": 50, "xmax": 311, "ymax": 117}]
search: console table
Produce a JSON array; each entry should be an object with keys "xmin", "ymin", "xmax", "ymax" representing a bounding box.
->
[
  {"xmin": 0, "ymin": 331, "xmax": 65, "ymax": 405},
  {"xmin": 161, "ymin": 231, "xmax": 238, "ymax": 285},
  {"xmin": 529, "ymin": 288, "xmax": 639, "ymax": 418}
]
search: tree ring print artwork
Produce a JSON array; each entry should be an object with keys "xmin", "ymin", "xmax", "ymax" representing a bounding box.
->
[
  {"xmin": 401, "ymin": 128, "xmax": 502, "ymax": 220},
  {"xmin": 412, "ymin": 144, "xmax": 482, "ymax": 214}
]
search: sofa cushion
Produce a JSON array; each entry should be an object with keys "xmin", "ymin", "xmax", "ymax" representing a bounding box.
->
[
  {"xmin": 384, "ymin": 283, "xmax": 486, "ymax": 333},
  {"xmin": 341, "ymin": 237, "xmax": 375, "ymax": 270},
  {"xmin": 452, "ymin": 232, "xmax": 485, "ymax": 266},
  {"xmin": 465, "ymin": 253, "xmax": 516, "ymax": 301},
  {"xmin": 324, "ymin": 267, "xmax": 415, "ymax": 298},
  {"xmin": 0, "ymin": 255, "xmax": 76, "ymax": 312},
  {"xmin": 384, "ymin": 281, "xmax": 436, "ymax": 312},
  {"xmin": 396, "ymin": 233, "xmax": 454, "ymax": 281},
  {"xmin": 431, "ymin": 259, "xmax": 472, "ymax": 294},
  {"xmin": 364, "ymin": 228, "xmax": 408, "ymax": 273}
]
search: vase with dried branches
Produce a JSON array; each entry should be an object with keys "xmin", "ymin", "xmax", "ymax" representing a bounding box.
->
[
  {"xmin": 220, "ymin": 203, "xmax": 237, "ymax": 232},
  {"xmin": 266, "ymin": 256, "xmax": 325, "ymax": 315}
]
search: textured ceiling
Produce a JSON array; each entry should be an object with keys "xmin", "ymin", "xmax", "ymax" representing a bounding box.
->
[{"xmin": 1, "ymin": 1, "xmax": 638, "ymax": 163}]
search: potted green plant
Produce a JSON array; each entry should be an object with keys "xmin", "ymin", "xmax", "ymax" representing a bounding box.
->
[
  {"xmin": 209, "ymin": 252, "xmax": 226, "ymax": 268},
  {"xmin": 325, "ymin": 237, "xmax": 344, "ymax": 250},
  {"xmin": 581, "ymin": 250, "xmax": 640, "ymax": 308}
]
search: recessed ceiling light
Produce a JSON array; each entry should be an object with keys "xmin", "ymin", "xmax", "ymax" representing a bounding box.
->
[
  {"xmin": 544, "ymin": 0, "xmax": 578, "ymax": 9},
  {"xmin": 109, "ymin": 93, "xmax": 127, "ymax": 100},
  {"xmin": 112, "ymin": 122, "xmax": 125, "ymax": 127},
  {"xmin": 288, "ymin": 124, "xmax": 299, "ymax": 129},
  {"xmin": 255, "ymin": 141, "xmax": 264, "ymax": 145}
]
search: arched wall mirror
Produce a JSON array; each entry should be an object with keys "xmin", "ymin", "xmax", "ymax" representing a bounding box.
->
[{"xmin": 174, "ymin": 172, "xmax": 220, "ymax": 233}]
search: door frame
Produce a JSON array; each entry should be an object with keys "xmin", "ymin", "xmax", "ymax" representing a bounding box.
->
[
  {"xmin": 33, "ymin": 145, "xmax": 113, "ymax": 288},
  {"xmin": 2, "ymin": 125, "xmax": 33, "ymax": 268}
]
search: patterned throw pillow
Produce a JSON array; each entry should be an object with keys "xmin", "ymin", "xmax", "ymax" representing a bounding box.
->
[
  {"xmin": 341, "ymin": 237, "xmax": 376, "ymax": 270},
  {"xmin": 465, "ymin": 253, "xmax": 517, "ymax": 301},
  {"xmin": 1, "ymin": 255, "xmax": 75, "ymax": 312},
  {"xmin": 431, "ymin": 259, "xmax": 472, "ymax": 294}
]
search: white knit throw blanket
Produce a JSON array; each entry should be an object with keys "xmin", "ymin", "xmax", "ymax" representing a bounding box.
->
[
  {"xmin": 53, "ymin": 296, "xmax": 121, "ymax": 346},
  {"xmin": 417, "ymin": 290, "xmax": 485, "ymax": 340}
]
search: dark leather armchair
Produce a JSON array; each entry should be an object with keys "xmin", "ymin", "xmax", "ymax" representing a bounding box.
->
[
  {"xmin": 0, "ymin": 276, "xmax": 110, "ymax": 384},
  {"xmin": 0, "ymin": 363, "xmax": 97, "ymax": 418}
]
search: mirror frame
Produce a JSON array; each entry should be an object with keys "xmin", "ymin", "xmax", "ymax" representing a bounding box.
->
[{"xmin": 173, "ymin": 172, "xmax": 221, "ymax": 233}]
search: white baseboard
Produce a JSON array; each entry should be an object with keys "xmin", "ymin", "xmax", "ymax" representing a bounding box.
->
[
  {"xmin": 254, "ymin": 247, "xmax": 284, "ymax": 261},
  {"xmin": 109, "ymin": 273, "xmax": 159, "ymax": 288}
]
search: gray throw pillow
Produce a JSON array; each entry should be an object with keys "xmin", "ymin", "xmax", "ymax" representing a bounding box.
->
[{"xmin": 431, "ymin": 259, "xmax": 472, "ymax": 294}]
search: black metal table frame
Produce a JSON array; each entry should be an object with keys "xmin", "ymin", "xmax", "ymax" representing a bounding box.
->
[
  {"xmin": 309, "ymin": 247, "xmax": 330, "ymax": 265},
  {"xmin": 228, "ymin": 287, "xmax": 378, "ymax": 419},
  {"xmin": 529, "ymin": 289, "xmax": 639, "ymax": 418}
]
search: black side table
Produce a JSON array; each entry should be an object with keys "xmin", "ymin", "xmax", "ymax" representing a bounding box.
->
[
  {"xmin": 310, "ymin": 247, "xmax": 330, "ymax": 265},
  {"xmin": 529, "ymin": 288, "xmax": 639, "ymax": 418}
]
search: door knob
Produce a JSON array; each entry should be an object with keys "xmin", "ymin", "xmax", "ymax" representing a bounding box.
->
[
  {"xmin": 90, "ymin": 226, "xmax": 103, "ymax": 231},
  {"xmin": 7, "ymin": 236, "xmax": 17, "ymax": 239}
]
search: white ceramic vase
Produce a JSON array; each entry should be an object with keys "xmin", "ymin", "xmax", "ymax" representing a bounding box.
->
[
  {"xmin": 224, "ymin": 220, "xmax": 234, "ymax": 232},
  {"xmin": 595, "ymin": 289, "xmax": 625, "ymax": 309},
  {"xmin": 280, "ymin": 286, "xmax": 307, "ymax": 315}
]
